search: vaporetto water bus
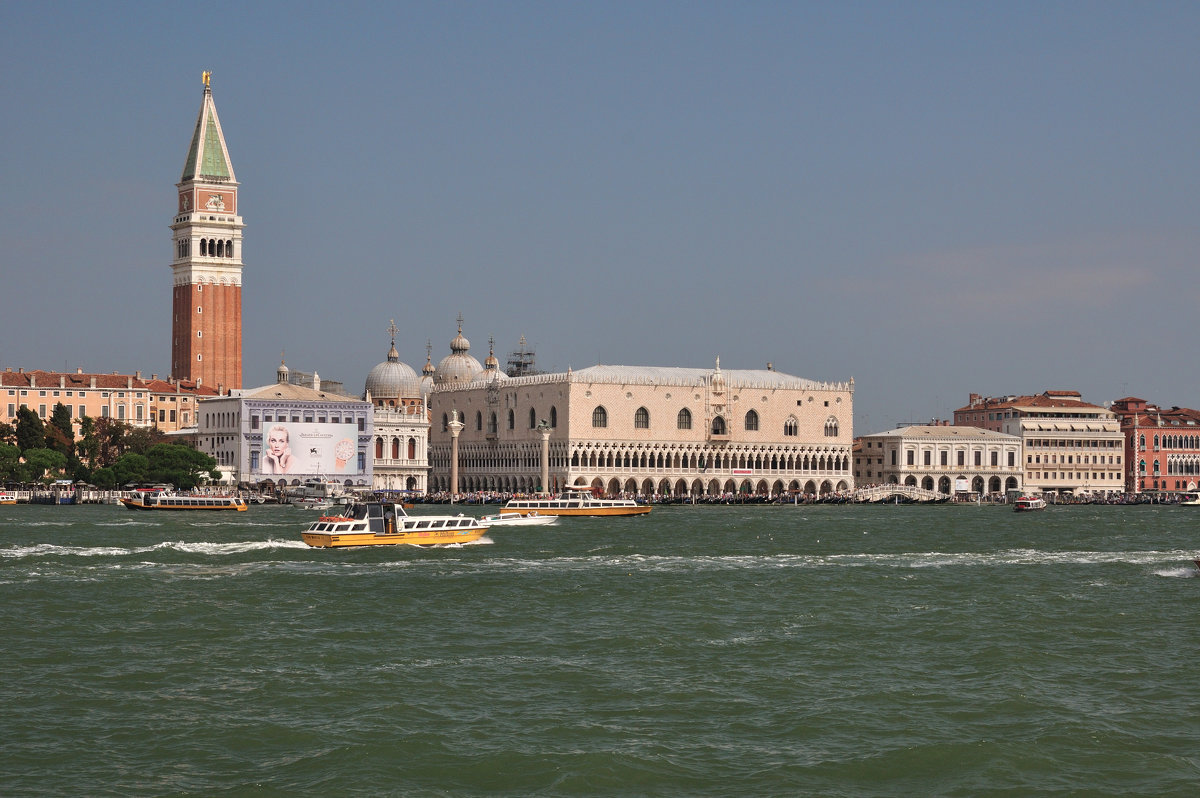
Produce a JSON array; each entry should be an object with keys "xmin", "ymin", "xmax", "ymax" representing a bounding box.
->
[
  {"xmin": 499, "ymin": 486, "xmax": 651, "ymax": 518},
  {"xmin": 301, "ymin": 500, "xmax": 489, "ymax": 547},
  {"xmin": 120, "ymin": 492, "xmax": 249, "ymax": 511}
]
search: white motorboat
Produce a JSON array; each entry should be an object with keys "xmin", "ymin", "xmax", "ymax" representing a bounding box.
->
[{"xmin": 479, "ymin": 511, "xmax": 558, "ymax": 527}]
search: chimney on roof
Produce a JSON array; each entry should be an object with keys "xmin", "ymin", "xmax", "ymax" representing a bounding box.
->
[
  {"xmin": 196, "ymin": 377, "xmax": 202, "ymax": 387},
  {"xmin": 60, "ymin": 375, "xmax": 65, "ymax": 388},
  {"xmin": 135, "ymin": 371, "xmax": 141, "ymax": 380},
  {"xmin": 766, "ymin": 362, "xmax": 773, "ymax": 371},
  {"xmin": 90, "ymin": 376, "xmax": 96, "ymax": 388},
  {"xmin": 127, "ymin": 376, "xmax": 133, "ymax": 389},
  {"xmin": 30, "ymin": 375, "xmax": 36, "ymax": 388},
  {"xmin": 76, "ymin": 367, "xmax": 83, "ymax": 374},
  {"xmin": 18, "ymin": 367, "xmax": 23, "ymax": 373},
  {"xmin": 151, "ymin": 374, "xmax": 158, "ymax": 380}
]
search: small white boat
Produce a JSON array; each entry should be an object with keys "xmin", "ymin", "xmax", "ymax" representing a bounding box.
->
[
  {"xmin": 480, "ymin": 511, "xmax": 558, "ymax": 527},
  {"xmin": 1178, "ymin": 492, "xmax": 1200, "ymax": 506},
  {"xmin": 1013, "ymin": 495, "xmax": 1046, "ymax": 512}
]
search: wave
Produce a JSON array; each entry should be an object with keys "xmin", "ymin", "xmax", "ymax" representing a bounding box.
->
[{"xmin": 0, "ymin": 538, "xmax": 309, "ymax": 559}]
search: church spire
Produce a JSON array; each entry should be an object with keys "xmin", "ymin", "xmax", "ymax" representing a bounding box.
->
[{"xmin": 181, "ymin": 72, "xmax": 236, "ymax": 184}]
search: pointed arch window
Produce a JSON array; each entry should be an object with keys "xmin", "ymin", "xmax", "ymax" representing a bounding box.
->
[
  {"xmin": 475, "ymin": 411, "xmax": 483, "ymax": 431},
  {"xmin": 550, "ymin": 406, "xmax": 557, "ymax": 427},
  {"xmin": 825, "ymin": 416, "xmax": 839, "ymax": 437},
  {"xmin": 784, "ymin": 417, "xmax": 798, "ymax": 437},
  {"xmin": 711, "ymin": 416, "xmax": 726, "ymax": 435},
  {"xmin": 634, "ymin": 407, "xmax": 649, "ymax": 429},
  {"xmin": 677, "ymin": 408, "xmax": 692, "ymax": 430},
  {"xmin": 592, "ymin": 406, "xmax": 608, "ymax": 428},
  {"xmin": 745, "ymin": 409, "xmax": 759, "ymax": 431},
  {"xmin": 529, "ymin": 408, "xmax": 537, "ymax": 429},
  {"xmin": 488, "ymin": 413, "xmax": 497, "ymax": 435},
  {"xmin": 508, "ymin": 409, "xmax": 516, "ymax": 430}
]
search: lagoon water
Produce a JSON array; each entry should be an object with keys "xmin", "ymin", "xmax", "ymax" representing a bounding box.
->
[{"xmin": 2, "ymin": 502, "xmax": 1199, "ymax": 796}]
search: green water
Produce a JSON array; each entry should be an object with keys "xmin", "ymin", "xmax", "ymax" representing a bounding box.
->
[{"xmin": 3, "ymin": 503, "xmax": 1199, "ymax": 796}]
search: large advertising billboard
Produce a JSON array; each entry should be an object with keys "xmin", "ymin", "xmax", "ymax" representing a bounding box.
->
[{"xmin": 260, "ymin": 422, "xmax": 360, "ymax": 476}]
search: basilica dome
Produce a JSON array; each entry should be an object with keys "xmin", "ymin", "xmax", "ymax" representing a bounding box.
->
[
  {"xmin": 434, "ymin": 320, "xmax": 486, "ymax": 385},
  {"xmin": 365, "ymin": 335, "xmax": 421, "ymax": 399}
]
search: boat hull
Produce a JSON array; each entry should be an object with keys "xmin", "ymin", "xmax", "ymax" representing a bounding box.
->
[
  {"xmin": 499, "ymin": 505, "xmax": 650, "ymax": 517},
  {"xmin": 121, "ymin": 497, "xmax": 248, "ymax": 511},
  {"xmin": 302, "ymin": 527, "xmax": 487, "ymax": 547}
]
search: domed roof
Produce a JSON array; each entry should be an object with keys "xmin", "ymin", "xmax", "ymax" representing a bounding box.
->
[
  {"xmin": 434, "ymin": 317, "xmax": 485, "ymax": 385},
  {"xmin": 364, "ymin": 322, "xmax": 421, "ymax": 399}
]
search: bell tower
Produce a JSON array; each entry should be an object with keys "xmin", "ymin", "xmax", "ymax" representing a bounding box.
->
[{"xmin": 170, "ymin": 71, "xmax": 244, "ymax": 390}]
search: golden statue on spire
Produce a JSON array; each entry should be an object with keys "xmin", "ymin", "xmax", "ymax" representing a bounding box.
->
[{"xmin": 202, "ymin": 71, "xmax": 212, "ymax": 88}]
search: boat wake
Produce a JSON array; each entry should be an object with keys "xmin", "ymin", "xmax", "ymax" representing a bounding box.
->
[{"xmin": 1, "ymin": 538, "xmax": 309, "ymax": 559}]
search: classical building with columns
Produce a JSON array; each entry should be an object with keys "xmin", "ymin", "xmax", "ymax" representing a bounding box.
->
[
  {"xmin": 427, "ymin": 350, "xmax": 855, "ymax": 498},
  {"xmin": 363, "ymin": 324, "xmax": 430, "ymax": 494},
  {"xmin": 855, "ymin": 423, "xmax": 1024, "ymax": 497}
]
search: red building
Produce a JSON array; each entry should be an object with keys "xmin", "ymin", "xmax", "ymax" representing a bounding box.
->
[
  {"xmin": 1110, "ymin": 397, "xmax": 1200, "ymax": 494},
  {"xmin": 170, "ymin": 72, "xmax": 244, "ymax": 391}
]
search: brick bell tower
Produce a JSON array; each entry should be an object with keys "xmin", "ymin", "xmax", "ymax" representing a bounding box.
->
[{"xmin": 170, "ymin": 71, "xmax": 244, "ymax": 390}]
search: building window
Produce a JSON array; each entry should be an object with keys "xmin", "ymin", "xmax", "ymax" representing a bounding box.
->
[
  {"xmin": 907, "ymin": 450, "xmax": 914, "ymax": 466},
  {"xmin": 529, "ymin": 408, "xmax": 536, "ymax": 429},
  {"xmin": 713, "ymin": 416, "xmax": 727, "ymax": 435},
  {"xmin": 783, "ymin": 417, "xmax": 797, "ymax": 437},
  {"xmin": 745, "ymin": 410, "xmax": 759, "ymax": 431},
  {"xmin": 677, "ymin": 408, "xmax": 692, "ymax": 430},
  {"xmin": 475, "ymin": 411, "xmax": 483, "ymax": 431},
  {"xmin": 825, "ymin": 416, "xmax": 839, "ymax": 437},
  {"xmin": 924, "ymin": 451, "xmax": 931, "ymax": 466},
  {"xmin": 634, "ymin": 407, "xmax": 649, "ymax": 429},
  {"xmin": 592, "ymin": 406, "xmax": 607, "ymax": 428}
]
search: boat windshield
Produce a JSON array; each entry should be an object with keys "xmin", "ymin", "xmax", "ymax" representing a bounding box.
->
[{"xmin": 349, "ymin": 504, "xmax": 370, "ymax": 520}]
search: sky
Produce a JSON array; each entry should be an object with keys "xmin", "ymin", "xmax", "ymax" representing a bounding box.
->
[{"xmin": 2, "ymin": 1, "xmax": 1198, "ymax": 435}]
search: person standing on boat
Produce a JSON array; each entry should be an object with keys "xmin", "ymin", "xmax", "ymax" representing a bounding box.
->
[{"xmin": 264, "ymin": 425, "xmax": 296, "ymax": 474}]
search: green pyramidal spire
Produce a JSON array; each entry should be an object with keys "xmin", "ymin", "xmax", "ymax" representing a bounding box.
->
[{"xmin": 181, "ymin": 73, "xmax": 235, "ymax": 183}]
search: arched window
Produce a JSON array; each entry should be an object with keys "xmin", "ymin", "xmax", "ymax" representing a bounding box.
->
[
  {"xmin": 592, "ymin": 406, "xmax": 608, "ymax": 428},
  {"xmin": 784, "ymin": 417, "xmax": 798, "ymax": 437},
  {"xmin": 677, "ymin": 408, "xmax": 692, "ymax": 430},
  {"xmin": 825, "ymin": 416, "xmax": 839, "ymax": 437},
  {"xmin": 745, "ymin": 409, "xmax": 759, "ymax": 431},
  {"xmin": 226, "ymin": 239, "xmax": 233, "ymax": 257},
  {"xmin": 635, "ymin": 407, "xmax": 649, "ymax": 429},
  {"xmin": 550, "ymin": 406, "xmax": 558, "ymax": 427},
  {"xmin": 441, "ymin": 413, "xmax": 448, "ymax": 431},
  {"xmin": 508, "ymin": 409, "xmax": 515, "ymax": 430},
  {"xmin": 408, "ymin": 437, "xmax": 417, "ymax": 459},
  {"xmin": 391, "ymin": 438, "xmax": 400, "ymax": 459},
  {"xmin": 529, "ymin": 408, "xmax": 536, "ymax": 428},
  {"xmin": 712, "ymin": 416, "xmax": 726, "ymax": 435},
  {"xmin": 375, "ymin": 437, "xmax": 383, "ymax": 459},
  {"xmin": 488, "ymin": 413, "xmax": 497, "ymax": 434},
  {"xmin": 475, "ymin": 411, "xmax": 483, "ymax": 431}
]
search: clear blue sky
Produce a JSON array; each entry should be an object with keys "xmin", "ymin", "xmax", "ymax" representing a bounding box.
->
[{"xmin": 3, "ymin": 1, "xmax": 1198, "ymax": 433}]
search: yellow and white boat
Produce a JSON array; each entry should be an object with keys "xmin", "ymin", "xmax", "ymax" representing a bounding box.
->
[
  {"xmin": 121, "ymin": 491, "xmax": 248, "ymax": 511},
  {"xmin": 302, "ymin": 501, "xmax": 489, "ymax": 548},
  {"xmin": 0, "ymin": 491, "xmax": 18, "ymax": 505},
  {"xmin": 500, "ymin": 486, "xmax": 651, "ymax": 517}
]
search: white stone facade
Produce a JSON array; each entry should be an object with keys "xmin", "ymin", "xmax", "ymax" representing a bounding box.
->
[
  {"xmin": 428, "ymin": 362, "xmax": 854, "ymax": 498},
  {"xmin": 371, "ymin": 404, "xmax": 429, "ymax": 494},
  {"xmin": 856, "ymin": 425, "xmax": 1024, "ymax": 496}
]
